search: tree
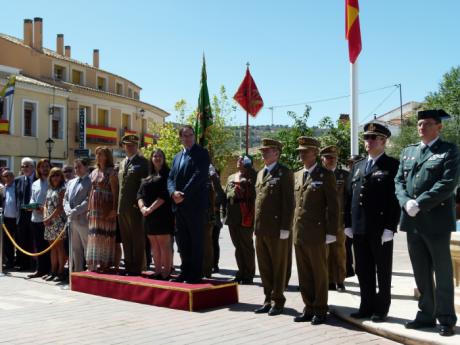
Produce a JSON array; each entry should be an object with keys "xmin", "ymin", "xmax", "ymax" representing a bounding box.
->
[
  {"xmin": 317, "ymin": 116, "xmax": 355, "ymax": 166},
  {"xmin": 386, "ymin": 113, "xmax": 419, "ymax": 158},
  {"xmin": 425, "ymin": 66, "xmax": 460, "ymax": 146},
  {"xmin": 271, "ymin": 105, "xmax": 313, "ymax": 170},
  {"xmin": 141, "ymin": 122, "xmax": 182, "ymax": 166}
]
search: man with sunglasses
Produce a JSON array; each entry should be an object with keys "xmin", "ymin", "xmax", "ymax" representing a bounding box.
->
[
  {"xmin": 345, "ymin": 123, "xmax": 400, "ymax": 323},
  {"xmin": 395, "ymin": 109, "xmax": 459, "ymax": 336},
  {"xmin": 320, "ymin": 145, "xmax": 349, "ymax": 292}
]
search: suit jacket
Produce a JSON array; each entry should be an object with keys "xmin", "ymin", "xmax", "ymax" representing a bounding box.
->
[
  {"xmin": 14, "ymin": 173, "xmax": 36, "ymax": 224},
  {"xmin": 254, "ymin": 162, "xmax": 294, "ymax": 238},
  {"xmin": 293, "ymin": 164, "xmax": 339, "ymax": 246},
  {"xmin": 395, "ymin": 139, "xmax": 459, "ymax": 234},
  {"xmin": 345, "ymin": 153, "xmax": 400, "ymax": 235},
  {"xmin": 167, "ymin": 143, "xmax": 210, "ymax": 212},
  {"xmin": 64, "ymin": 175, "xmax": 91, "ymax": 227},
  {"xmin": 118, "ymin": 154, "xmax": 149, "ymax": 214}
]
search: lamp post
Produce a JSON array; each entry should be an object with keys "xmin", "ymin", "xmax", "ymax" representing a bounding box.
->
[
  {"xmin": 45, "ymin": 137, "xmax": 55, "ymax": 162},
  {"xmin": 139, "ymin": 108, "xmax": 145, "ymax": 119}
]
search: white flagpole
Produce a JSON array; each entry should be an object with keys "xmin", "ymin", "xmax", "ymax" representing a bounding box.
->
[{"xmin": 350, "ymin": 61, "xmax": 359, "ymax": 155}]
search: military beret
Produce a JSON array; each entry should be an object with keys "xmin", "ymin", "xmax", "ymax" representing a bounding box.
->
[
  {"xmin": 417, "ymin": 109, "xmax": 451, "ymax": 122},
  {"xmin": 296, "ymin": 136, "xmax": 320, "ymax": 151},
  {"xmin": 320, "ymin": 145, "xmax": 339, "ymax": 157},
  {"xmin": 121, "ymin": 134, "xmax": 140, "ymax": 144},
  {"xmin": 259, "ymin": 138, "xmax": 283, "ymax": 151},
  {"xmin": 363, "ymin": 122, "xmax": 391, "ymax": 138}
]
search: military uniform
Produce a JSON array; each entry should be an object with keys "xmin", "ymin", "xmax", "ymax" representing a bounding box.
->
[
  {"xmin": 345, "ymin": 123, "xmax": 400, "ymax": 319},
  {"xmin": 118, "ymin": 135, "xmax": 149, "ymax": 275},
  {"xmin": 320, "ymin": 146, "xmax": 349, "ymax": 289},
  {"xmin": 293, "ymin": 138, "xmax": 339, "ymax": 320},
  {"xmin": 225, "ymin": 168, "xmax": 256, "ymax": 283},
  {"xmin": 254, "ymin": 139, "xmax": 294, "ymax": 311},
  {"xmin": 395, "ymin": 109, "xmax": 459, "ymax": 330}
]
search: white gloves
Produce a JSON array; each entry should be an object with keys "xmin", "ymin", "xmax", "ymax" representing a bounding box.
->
[
  {"xmin": 381, "ymin": 229, "xmax": 394, "ymax": 245},
  {"xmin": 280, "ymin": 230, "xmax": 290, "ymax": 239},
  {"xmin": 344, "ymin": 227, "xmax": 353, "ymax": 239},
  {"xmin": 404, "ymin": 199, "xmax": 420, "ymax": 217},
  {"xmin": 325, "ymin": 234, "xmax": 336, "ymax": 244}
]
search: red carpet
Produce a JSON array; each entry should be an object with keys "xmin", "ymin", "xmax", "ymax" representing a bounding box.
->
[{"xmin": 71, "ymin": 272, "xmax": 239, "ymax": 311}]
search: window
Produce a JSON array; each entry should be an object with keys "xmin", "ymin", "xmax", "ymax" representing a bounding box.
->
[
  {"xmin": 0, "ymin": 157, "xmax": 10, "ymax": 170},
  {"xmin": 50, "ymin": 106, "xmax": 64, "ymax": 139},
  {"xmin": 127, "ymin": 87, "xmax": 133, "ymax": 98},
  {"xmin": 54, "ymin": 65, "xmax": 66, "ymax": 81},
  {"xmin": 133, "ymin": 91, "xmax": 139, "ymax": 100},
  {"xmin": 23, "ymin": 101, "xmax": 37, "ymax": 137},
  {"xmin": 116, "ymin": 82, "xmax": 123, "ymax": 95},
  {"xmin": 72, "ymin": 69, "xmax": 84, "ymax": 85},
  {"xmin": 97, "ymin": 108, "xmax": 109, "ymax": 127},
  {"xmin": 97, "ymin": 76, "xmax": 107, "ymax": 91},
  {"xmin": 122, "ymin": 113, "xmax": 131, "ymax": 130}
]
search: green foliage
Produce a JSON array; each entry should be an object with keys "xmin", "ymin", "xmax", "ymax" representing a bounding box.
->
[
  {"xmin": 386, "ymin": 114, "xmax": 419, "ymax": 158},
  {"xmin": 425, "ymin": 66, "xmax": 460, "ymax": 146},
  {"xmin": 141, "ymin": 122, "xmax": 182, "ymax": 167},
  {"xmin": 271, "ymin": 105, "xmax": 313, "ymax": 170},
  {"xmin": 317, "ymin": 116, "xmax": 354, "ymax": 166}
]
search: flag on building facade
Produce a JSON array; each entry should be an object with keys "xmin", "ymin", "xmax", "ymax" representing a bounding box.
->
[
  {"xmin": 233, "ymin": 67, "xmax": 263, "ymax": 117},
  {"xmin": 0, "ymin": 75, "xmax": 16, "ymax": 120},
  {"xmin": 345, "ymin": 0, "xmax": 362, "ymax": 64},
  {"xmin": 194, "ymin": 56, "xmax": 213, "ymax": 148}
]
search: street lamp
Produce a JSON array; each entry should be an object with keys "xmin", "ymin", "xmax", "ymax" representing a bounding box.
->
[
  {"xmin": 45, "ymin": 137, "xmax": 55, "ymax": 162},
  {"xmin": 139, "ymin": 108, "xmax": 145, "ymax": 119}
]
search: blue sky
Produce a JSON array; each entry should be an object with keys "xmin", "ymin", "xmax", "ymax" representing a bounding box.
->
[{"xmin": 2, "ymin": 1, "xmax": 460, "ymax": 126}]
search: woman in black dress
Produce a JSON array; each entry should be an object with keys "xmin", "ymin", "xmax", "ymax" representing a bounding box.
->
[{"xmin": 137, "ymin": 149, "xmax": 174, "ymax": 280}]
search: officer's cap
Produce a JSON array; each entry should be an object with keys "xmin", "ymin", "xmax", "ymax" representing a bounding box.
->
[
  {"xmin": 417, "ymin": 109, "xmax": 451, "ymax": 122},
  {"xmin": 320, "ymin": 145, "xmax": 339, "ymax": 157},
  {"xmin": 121, "ymin": 134, "xmax": 140, "ymax": 145},
  {"xmin": 363, "ymin": 122, "xmax": 391, "ymax": 138},
  {"xmin": 296, "ymin": 136, "xmax": 320, "ymax": 151},
  {"xmin": 259, "ymin": 138, "xmax": 283, "ymax": 151}
]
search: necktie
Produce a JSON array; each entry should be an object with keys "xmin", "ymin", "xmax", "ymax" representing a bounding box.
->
[
  {"xmin": 303, "ymin": 171, "xmax": 309, "ymax": 184},
  {"xmin": 24, "ymin": 176, "xmax": 31, "ymax": 204},
  {"xmin": 421, "ymin": 145, "xmax": 429, "ymax": 154},
  {"xmin": 179, "ymin": 150, "xmax": 188, "ymax": 169},
  {"xmin": 365, "ymin": 160, "xmax": 373, "ymax": 174}
]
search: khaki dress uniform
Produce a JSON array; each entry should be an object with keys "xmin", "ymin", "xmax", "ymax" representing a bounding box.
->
[
  {"xmin": 118, "ymin": 135, "xmax": 149, "ymax": 274},
  {"xmin": 254, "ymin": 140, "xmax": 294, "ymax": 309},
  {"xmin": 293, "ymin": 138, "xmax": 339, "ymax": 317}
]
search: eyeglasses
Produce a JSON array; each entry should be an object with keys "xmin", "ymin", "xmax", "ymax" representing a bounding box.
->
[
  {"xmin": 363, "ymin": 134, "xmax": 380, "ymax": 140},
  {"xmin": 21, "ymin": 165, "xmax": 32, "ymax": 168}
]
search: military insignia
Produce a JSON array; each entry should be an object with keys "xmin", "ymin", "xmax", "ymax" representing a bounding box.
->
[
  {"xmin": 428, "ymin": 153, "xmax": 446, "ymax": 160},
  {"xmin": 311, "ymin": 181, "xmax": 323, "ymax": 187},
  {"xmin": 372, "ymin": 170, "xmax": 388, "ymax": 176},
  {"xmin": 411, "ymin": 157, "xmax": 415, "ymax": 160},
  {"xmin": 354, "ymin": 169, "xmax": 360, "ymax": 177},
  {"xmin": 368, "ymin": 123, "xmax": 376, "ymax": 132}
]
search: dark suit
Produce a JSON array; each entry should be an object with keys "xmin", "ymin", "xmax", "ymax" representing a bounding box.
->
[
  {"xmin": 345, "ymin": 153, "xmax": 400, "ymax": 316},
  {"xmin": 167, "ymin": 144, "xmax": 210, "ymax": 281},
  {"xmin": 14, "ymin": 174, "xmax": 35, "ymax": 269},
  {"xmin": 395, "ymin": 139, "xmax": 459, "ymax": 327}
]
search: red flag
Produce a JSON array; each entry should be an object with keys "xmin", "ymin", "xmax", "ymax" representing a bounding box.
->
[
  {"xmin": 345, "ymin": 0, "xmax": 362, "ymax": 64},
  {"xmin": 233, "ymin": 67, "xmax": 264, "ymax": 117}
]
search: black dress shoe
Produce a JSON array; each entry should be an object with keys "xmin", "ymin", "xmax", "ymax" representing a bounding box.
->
[
  {"xmin": 212, "ymin": 266, "xmax": 220, "ymax": 273},
  {"xmin": 350, "ymin": 311, "xmax": 373, "ymax": 319},
  {"xmin": 404, "ymin": 320, "xmax": 436, "ymax": 329},
  {"xmin": 170, "ymin": 275, "xmax": 186, "ymax": 283},
  {"xmin": 241, "ymin": 278, "xmax": 253, "ymax": 285},
  {"xmin": 371, "ymin": 314, "xmax": 387, "ymax": 323},
  {"xmin": 185, "ymin": 279, "xmax": 202, "ymax": 284},
  {"xmin": 311, "ymin": 315, "xmax": 327, "ymax": 325},
  {"xmin": 268, "ymin": 306, "xmax": 283, "ymax": 316},
  {"xmin": 294, "ymin": 312, "xmax": 314, "ymax": 322},
  {"xmin": 337, "ymin": 283, "xmax": 346, "ymax": 292},
  {"xmin": 328, "ymin": 283, "xmax": 337, "ymax": 291},
  {"xmin": 439, "ymin": 324, "xmax": 455, "ymax": 337},
  {"xmin": 254, "ymin": 304, "xmax": 271, "ymax": 314},
  {"xmin": 27, "ymin": 271, "xmax": 45, "ymax": 279}
]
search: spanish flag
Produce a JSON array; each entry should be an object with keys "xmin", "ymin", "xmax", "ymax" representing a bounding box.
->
[{"xmin": 345, "ymin": 0, "xmax": 362, "ymax": 64}]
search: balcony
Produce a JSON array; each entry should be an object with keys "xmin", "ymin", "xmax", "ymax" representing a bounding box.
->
[
  {"xmin": 74, "ymin": 124, "xmax": 117, "ymax": 145},
  {"xmin": 0, "ymin": 119, "xmax": 9, "ymax": 134}
]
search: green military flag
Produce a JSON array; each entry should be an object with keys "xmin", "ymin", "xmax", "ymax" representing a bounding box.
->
[{"xmin": 195, "ymin": 55, "xmax": 213, "ymax": 147}]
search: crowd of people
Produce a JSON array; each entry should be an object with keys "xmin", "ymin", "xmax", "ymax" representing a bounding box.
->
[{"xmin": 0, "ymin": 109, "xmax": 459, "ymax": 337}]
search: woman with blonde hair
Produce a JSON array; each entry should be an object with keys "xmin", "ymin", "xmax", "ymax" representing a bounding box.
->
[
  {"xmin": 86, "ymin": 146, "xmax": 119, "ymax": 273},
  {"xmin": 43, "ymin": 167, "xmax": 67, "ymax": 281}
]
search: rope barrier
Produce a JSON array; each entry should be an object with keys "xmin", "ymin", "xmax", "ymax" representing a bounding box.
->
[{"xmin": 2, "ymin": 223, "xmax": 66, "ymax": 257}]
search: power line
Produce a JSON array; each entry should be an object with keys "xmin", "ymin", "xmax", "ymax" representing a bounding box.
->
[{"xmin": 361, "ymin": 86, "xmax": 399, "ymax": 123}]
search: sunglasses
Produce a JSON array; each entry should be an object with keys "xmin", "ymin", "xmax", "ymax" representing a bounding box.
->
[
  {"xmin": 21, "ymin": 165, "xmax": 33, "ymax": 168},
  {"xmin": 363, "ymin": 134, "xmax": 381, "ymax": 140}
]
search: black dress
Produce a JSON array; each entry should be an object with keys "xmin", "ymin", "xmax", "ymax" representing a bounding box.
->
[{"xmin": 137, "ymin": 171, "xmax": 174, "ymax": 235}]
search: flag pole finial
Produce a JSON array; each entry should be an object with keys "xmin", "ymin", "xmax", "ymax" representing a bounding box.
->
[{"xmin": 246, "ymin": 62, "xmax": 250, "ymax": 69}]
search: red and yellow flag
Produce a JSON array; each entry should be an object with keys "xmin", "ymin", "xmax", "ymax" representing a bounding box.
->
[{"xmin": 345, "ymin": 0, "xmax": 362, "ymax": 64}]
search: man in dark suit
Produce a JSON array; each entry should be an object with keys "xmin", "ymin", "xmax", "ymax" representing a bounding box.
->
[
  {"xmin": 395, "ymin": 109, "xmax": 459, "ymax": 337},
  {"xmin": 345, "ymin": 123, "xmax": 400, "ymax": 322},
  {"xmin": 14, "ymin": 157, "xmax": 36, "ymax": 271},
  {"xmin": 167, "ymin": 125, "xmax": 210, "ymax": 284}
]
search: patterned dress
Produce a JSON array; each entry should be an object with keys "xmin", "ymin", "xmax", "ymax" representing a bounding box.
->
[
  {"xmin": 86, "ymin": 168, "xmax": 117, "ymax": 271},
  {"xmin": 44, "ymin": 186, "xmax": 67, "ymax": 241}
]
